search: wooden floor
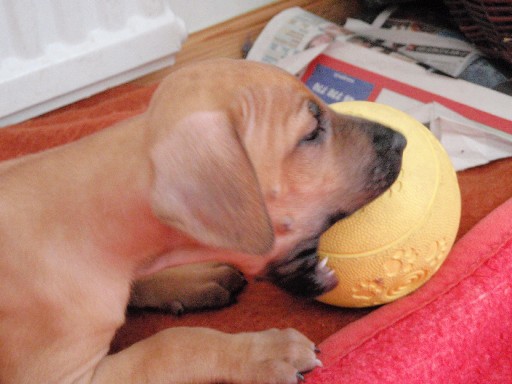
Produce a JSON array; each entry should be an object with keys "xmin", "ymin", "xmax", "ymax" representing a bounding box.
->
[{"xmin": 133, "ymin": 0, "xmax": 361, "ymax": 85}]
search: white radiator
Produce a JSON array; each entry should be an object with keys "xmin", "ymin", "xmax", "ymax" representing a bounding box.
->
[{"xmin": 0, "ymin": 0, "xmax": 187, "ymax": 126}]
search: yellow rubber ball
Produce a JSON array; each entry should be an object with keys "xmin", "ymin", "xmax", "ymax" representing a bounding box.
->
[{"xmin": 317, "ymin": 101, "xmax": 461, "ymax": 308}]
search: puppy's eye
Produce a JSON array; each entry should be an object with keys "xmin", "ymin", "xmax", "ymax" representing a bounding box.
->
[
  {"xmin": 301, "ymin": 126, "xmax": 324, "ymax": 143},
  {"xmin": 300, "ymin": 100, "xmax": 326, "ymax": 145}
]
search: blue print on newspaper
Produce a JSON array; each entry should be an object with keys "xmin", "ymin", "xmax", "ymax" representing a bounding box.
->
[{"xmin": 305, "ymin": 64, "xmax": 374, "ymax": 104}]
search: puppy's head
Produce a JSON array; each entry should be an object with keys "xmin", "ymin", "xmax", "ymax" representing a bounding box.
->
[
  {"xmin": 257, "ymin": 106, "xmax": 406, "ymax": 297},
  {"xmin": 147, "ymin": 59, "xmax": 405, "ymax": 298}
]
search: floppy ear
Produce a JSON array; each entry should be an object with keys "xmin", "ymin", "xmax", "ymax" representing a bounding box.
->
[{"xmin": 149, "ymin": 111, "xmax": 274, "ymax": 255}]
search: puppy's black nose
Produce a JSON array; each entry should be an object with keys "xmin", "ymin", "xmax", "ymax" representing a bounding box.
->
[
  {"xmin": 390, "ymin": 130, "xmax": 407, "ymax": 153},
  {"xmin": 365, "ymin": 123, "xmax": 406, "ymax": 195},
  {"xmin": 371, "ymin": 124, "xmax": 407, "ymax": 156}
]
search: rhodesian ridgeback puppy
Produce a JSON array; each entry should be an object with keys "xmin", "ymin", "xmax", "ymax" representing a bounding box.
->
[{"xmin": 0, "ymin": 59, "xmax": 405, "ymax": 383}]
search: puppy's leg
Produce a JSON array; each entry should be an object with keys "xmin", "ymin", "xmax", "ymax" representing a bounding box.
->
[
  {"xmin": 90, "ymin": 327, "xmax": 320, "ymax": 384},
  {"xmin": 130, "ymin": 263, "xmax": 246, "ymax": 315}
]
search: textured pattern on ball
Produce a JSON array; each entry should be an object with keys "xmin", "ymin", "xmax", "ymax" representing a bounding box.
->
[{"xmin": 317, "ymin": 102, "xmax": 461, "ymax": 308}]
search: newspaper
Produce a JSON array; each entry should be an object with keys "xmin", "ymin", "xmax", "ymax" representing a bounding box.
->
[
  {"xmin": 246, "ymin": 8, "xmax": 353, "ymax": 66},
  {"xmin": 345, "ymin": 6, "xmax": 482, "ymax": 77},
  {"xmin": 247, "ymin": 7, "xmax": 512, "ymax": 171}
]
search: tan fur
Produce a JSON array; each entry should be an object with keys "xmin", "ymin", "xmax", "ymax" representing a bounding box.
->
[{"xmin": 0, "ymin": 59, "xmax": 395, "ymax": 383}]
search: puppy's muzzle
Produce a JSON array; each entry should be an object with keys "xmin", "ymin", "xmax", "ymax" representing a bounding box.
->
[
  {"xmin": 264, "ymin": 122, "xmax": 406, "ymax": 299},
  {"xmin": 262, "ymin": 246, "xmax": 338, "ymax": 298}
]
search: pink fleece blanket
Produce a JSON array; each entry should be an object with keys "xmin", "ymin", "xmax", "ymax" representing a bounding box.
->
[{"xmin": 308, "ymin": 197, "xmax": 512, "ymax": 383}]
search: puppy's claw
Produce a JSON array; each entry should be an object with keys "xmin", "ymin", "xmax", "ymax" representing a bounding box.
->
[{"xmin": 297, "ymin": 372, "xmax": 306, "ymax": 382}]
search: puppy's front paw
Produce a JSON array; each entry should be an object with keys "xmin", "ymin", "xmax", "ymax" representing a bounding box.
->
[
  {"xmin": 130, "ymin": 262, "xmax": 246, "ymax": 315},
  {"xmin": 93, "ymin": 327, "xmax": 320, "ymax": 383},
  {"xmin": 233, "ymin": 328, "xmax": 322, "ymax": 384}
]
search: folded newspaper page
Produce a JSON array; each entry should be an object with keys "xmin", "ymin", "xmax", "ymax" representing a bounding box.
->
[
  {"xmin": 406, "ymin": 103, "xmax": 512, "ymax": 171},
  {"xmin": 343, "ymin": 18, "xmax": 480, "ymax": 77},
  {"xmin": 247, "ymin": 7, "xmax": 512, "ymax": 171},
  {"xmin": 246, "ymin": 7, "xmax": 354, "ymax": 66},
  {"xmin": 345, "ymin": 6, "xmax": 482, "ymax": 77}
]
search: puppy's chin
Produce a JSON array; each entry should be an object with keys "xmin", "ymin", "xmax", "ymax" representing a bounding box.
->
[{"xmin": 261, "ymin": 248, "xmax": 338, "ymax": 298}]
